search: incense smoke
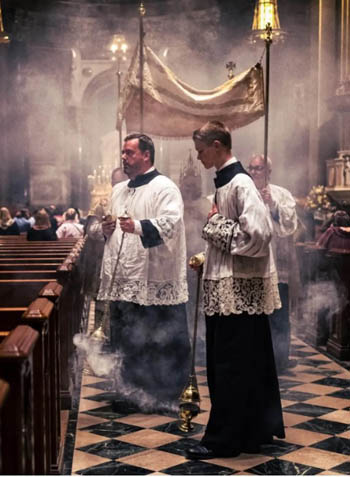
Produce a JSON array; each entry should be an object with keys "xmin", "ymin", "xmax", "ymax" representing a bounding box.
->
[{"xmin": 73, "ymin": 332, "xmax": 180, "ymax": 415}]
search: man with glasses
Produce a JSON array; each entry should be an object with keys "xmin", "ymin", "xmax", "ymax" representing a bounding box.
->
[{"xmin": 248, "ymin": 154, "xmax": 298, "ymax": 374}]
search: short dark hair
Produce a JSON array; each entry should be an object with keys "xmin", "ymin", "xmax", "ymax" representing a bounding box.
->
[
  {"xmin": 124, "ymin": 133, "xmax": 155, "ymax": 164},
  {"xmin": 333, "ymin": 210, "xmax": 350, "ymax": 227},
  {"xmin": 192, "ymin": 120, "xmax": 232, "ymax": 150}
]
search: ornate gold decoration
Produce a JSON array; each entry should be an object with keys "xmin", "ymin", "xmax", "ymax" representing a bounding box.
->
[
  {"xmin": 189, "ymin": 252, "xmax": 205, "ymax": 268},
  {"xmin": 109, "ymin": 34, "xmax": 128, "ymax": 61},
  {"xmin": 87, "ymin": 166, "xmax": 112, "ymax": 216},
  {"xmin": 0, "ymin": 1, "xmax": 10, "ymax": 45},
  {"xmin": 179, "ymin": 374, "xmax": 200, "ymax": 432},
  {"xmin": 90, "ymin": 325, "xmax": 108, "ymax": 342},
  {"xmin": 139, "ymin": 2, "xmax": 146, "ymax": 16},
  {"xmin": 250, "ymin": 0, "xmax": 285, "ymax": 43}
]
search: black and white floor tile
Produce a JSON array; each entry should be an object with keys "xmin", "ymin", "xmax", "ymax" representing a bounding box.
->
[{"xmin": 63, "ymin": 308, "xmax": 350, "ymax": 475}]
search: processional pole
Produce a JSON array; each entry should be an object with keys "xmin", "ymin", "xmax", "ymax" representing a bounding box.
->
[
  {"xmin": 139, "ymin": 2, "xmax": 145, "ymax": 133},
  {"xmin": 264, "ymin": 24, "xmax": 272, "ymax": 187},
  {"xmin": 251, "ymin": 0, "xmax": 285, "ymax": 187}
]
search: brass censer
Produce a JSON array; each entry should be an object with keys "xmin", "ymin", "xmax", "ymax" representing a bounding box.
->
[
  {"xmin": 178, "ymin": 252, "xmax": 205, "ymax": 432},
  {"xmin": 90, "ymin": 210, "xmax": 129, "ymax": 342}
]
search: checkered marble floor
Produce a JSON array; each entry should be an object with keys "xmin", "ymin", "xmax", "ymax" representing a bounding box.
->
[{"xmin": 65, "ymin": 335, "xmax": 350, "ymax": 475}]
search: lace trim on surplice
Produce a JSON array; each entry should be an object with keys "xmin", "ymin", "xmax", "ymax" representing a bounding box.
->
[
  {"xmin": 97, "ymin": 278, "xmax": 188, "ymax": 306},
  {"xmin": 203, "ymin": 272, "xmax": 281, "ymax": 316}
]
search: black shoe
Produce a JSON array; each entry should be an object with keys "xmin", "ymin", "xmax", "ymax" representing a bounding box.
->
[
  {"xmin": 185, "ymin": 444, "xmax": 239, "ymax": 460},
  {"xmin": 111, "ymin": 399, "xmax": 140, "ymax": 414},
  {"xmin": 185, "ymin": 444, "xmax": 216, "ymax": 460}
]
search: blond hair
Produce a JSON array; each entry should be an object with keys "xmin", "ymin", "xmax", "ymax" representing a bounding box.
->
[{"xmin": 0, "ymin": 207, "xmax": 14, "ymax": 228}]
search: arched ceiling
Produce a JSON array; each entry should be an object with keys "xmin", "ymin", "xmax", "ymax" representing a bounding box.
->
[{"xmin": 4, "ymin": 0, "xmax": 229, "ymax": 17}]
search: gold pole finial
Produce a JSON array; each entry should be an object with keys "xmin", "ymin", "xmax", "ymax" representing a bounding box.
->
[
  {"xmin": 265, "ymin": 22, "xmax": 273, "ymax": 45},
  {"xmin": 251, "ymin": 0, "xmax": 284, "ymax": 43},
  {"xmin": 139, "ymin": 2, "xmax": 146, "ymax": 16},
  {"xmin": 0, "ymin": 1, "xmax": 10, "ymax": 45}
]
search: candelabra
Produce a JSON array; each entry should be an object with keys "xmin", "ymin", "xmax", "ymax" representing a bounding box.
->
[{"xmin": 87, "ymin": 165, "xmax": 112, "ymax": 215}]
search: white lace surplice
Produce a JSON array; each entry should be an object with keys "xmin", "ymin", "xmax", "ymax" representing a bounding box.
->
[
  {"xmin": 203, "ymin": 173, "xmax": 281, "ymax": 316},
  {"xmin": 97, "ymin": 176, "xmax": 188, "ymax": 306},
  {"xmin": 268, "ymin": 183, "xmax": 298, "ymax": 284}
]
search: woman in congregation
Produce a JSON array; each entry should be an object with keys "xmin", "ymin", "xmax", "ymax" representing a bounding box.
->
[
  {"xmin": 0, "ymin": 207, "xmax": 20, "ymax": 236},
  {"xmin": 27, "ymin": 208, "xmax": 57, "ymax": 241}
]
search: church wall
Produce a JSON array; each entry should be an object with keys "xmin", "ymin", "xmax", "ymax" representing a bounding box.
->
[
  {"xmin": 0, "ymin": 0, "xmax": 344, "ymax": 209},
  {"xmin": 19, "ymin": 47, "xmax": 73, "ymax": 208}
]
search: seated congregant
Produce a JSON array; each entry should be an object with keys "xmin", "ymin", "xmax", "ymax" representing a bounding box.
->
[
  {"xmin": 14, "ymin": 208, "xmax": 35, "ymax": 233},
  {"xmin": 317, "ymin": 210, "xmax": 350, "ymax": 251},
  {"xmin": 56, "ymin": 208, "xmax": 84, "ymax": 239},
  {"xmin": 0, "ymin": 207, "xmax": 20, "ymax": 235},
  {"xmin": 27, "ymin": 208, "xmax": 57, "ymax": 241}
]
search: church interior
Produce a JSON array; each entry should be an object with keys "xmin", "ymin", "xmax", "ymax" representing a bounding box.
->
[{"xmin": 0, "ymin": 0, "xmax": 350, "ymax": 475}]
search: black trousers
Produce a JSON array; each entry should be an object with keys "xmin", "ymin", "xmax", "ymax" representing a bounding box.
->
[
  {"xmin": 110, "ymin": 301, "xmax": 191, "ymax": 403},
  {"xmin": 201, "ymin": 312, "xmax": 285, "ymax": 455},
  {"xmin": 269, "ymin": 283, "xmax": 290, "ymax": 373}
]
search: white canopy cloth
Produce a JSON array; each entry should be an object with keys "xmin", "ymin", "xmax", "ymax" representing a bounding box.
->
[{"xmin": 117, "ymin": 45, "xmax": 265, "ymax": 137}]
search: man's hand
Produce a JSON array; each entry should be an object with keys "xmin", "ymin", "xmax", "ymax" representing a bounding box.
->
[
  {"xmin": 102, "ymin": 216, "xmax": 116, "ymax": 237},
  {"xmin": 119, "ymin": 216, "xmax": 135, "ymax": 234},
  {"xmin": 208, "ymin": 203, "xmax": 218, "ymax": 220},
  {"xmin": 260, "ymin": 187, "xmax": 274, "ymax": 207}
]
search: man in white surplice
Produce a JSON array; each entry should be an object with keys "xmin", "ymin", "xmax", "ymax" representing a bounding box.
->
[
  {"xmin": 185, "ymin": 121, "xmax": 284, "ymax": 461},
  {"xmin": 248, "ymin": 154, "xmax": 298, "ymax": 373},
  {"xmin": 97, "ymin": 133, "xmax": 190, "ymax": 413}
]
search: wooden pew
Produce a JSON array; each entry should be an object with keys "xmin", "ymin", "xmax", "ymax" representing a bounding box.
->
[
  {"xmin": 0, "ymin": 262, "xmax": 60, "ymax": 270},
  {"xmin": 0, "ymin": 237, "xmax": 87, "ymax": 408},
  {"xmin": 0, "ymin": 236, "xmax": 88, "ymax": 472},
  {"xmin": 296, "ymin": 243, "xmax": 350, "ymax": 360},
  {"xmin": 0, "ymin": 257, "xmax": 69, "ymax": 264},
  {"xmin": 39, "ymin": 282, "xmax": 64, "ymax": 473},
  {"xmin": 0, "ymin": 325, "xmax": 38, "ymax": 475},
  {"xmin": 0, "ymin": 378, "xmax": 9, "ymax": 475},
  {"xmin": 0, "ymin": 299, "xmax": 57, "ymax": 474},
  {"xmin": 0, "ymin": 270, "xmax": 57, "ymax": 279},
  {"xmin": 325, "ymin": 248, "xmax": 350, "ymax": 360},
  {"xmin": 0, "ymin": 300, "xmax": 64, "ymax": 474},
  {"xmin": 0, "ymin": 250, "xmax": 72, "ymax": 257},
  {"xmin": 0, "ymin": 279, "xmax": 57, "ymax": 307},
  {"xmin": 22, "ymin": 298, "xmax": 58, "ymax": 475}
]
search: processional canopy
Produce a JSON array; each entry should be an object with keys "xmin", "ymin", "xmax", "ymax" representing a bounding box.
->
[{"xmin": 117, "ymin": 44, "xmax": 265, "ymax": 138}]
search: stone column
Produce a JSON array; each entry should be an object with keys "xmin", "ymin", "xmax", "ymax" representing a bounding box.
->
[
  {"xmin": 0, "ymin": 45, "xmax": 9, "ymax": 204},
  {"xmin": 308, "ymin": 0, "xmax": 337, "ymax": 188},
  {"xmin": 338, "ymin": 0, "xmax": 350, "ymax": 153}
]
